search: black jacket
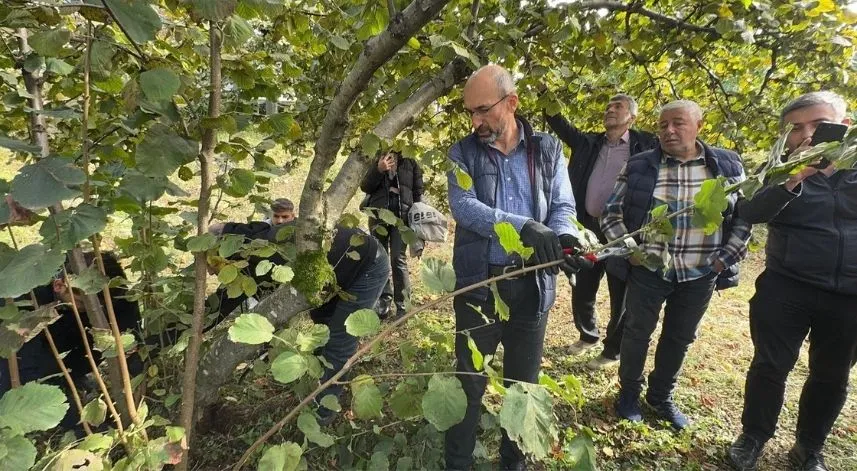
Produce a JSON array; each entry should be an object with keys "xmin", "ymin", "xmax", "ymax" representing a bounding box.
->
[
  {"xmin": 360, "ymin": 153, "xmax": 424, "ymax": 218},
  {"xmin": 736, "ymin": 169, "xmax": 857, "ymax": 296},
  {"xmin": 545, "ymin": 113, "xmax": 657, "ymax": 221}
]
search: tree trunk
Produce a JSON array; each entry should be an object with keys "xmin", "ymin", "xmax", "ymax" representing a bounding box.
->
[{"xmin": 176, "ymin": 23, "xmax": 220, "ymax": 470}]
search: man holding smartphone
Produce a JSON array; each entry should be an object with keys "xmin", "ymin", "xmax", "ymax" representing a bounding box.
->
[{"xmin": 728, "ymin": 91, "xmax": 856, "ymax": 471}]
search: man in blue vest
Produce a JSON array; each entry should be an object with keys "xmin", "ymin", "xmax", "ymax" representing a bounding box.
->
[
  {"xmin": 445, "ymin": 64, "xmax": 590, "ymax": 470},
  {"xmin": 728, "ymin": 91, "xmax": 856, "ymax": 471},
  {"xmin": 601, "ymin": 99, "xmax": 750, "ymax": 430}
]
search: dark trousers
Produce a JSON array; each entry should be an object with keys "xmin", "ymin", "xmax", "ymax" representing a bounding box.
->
[
  {"xmin": 572, "ymin": 215, "xmax": 627, "ymax": 358},
  {"xmin": 317, "ymin": 247, "xmax": 389, "ymax": 401},
  {"xmin": 445, "ymin": 274, "xmax": 548, "ymax": 470},
  {"xmin": 619, "ymin": 266, "xmax": 717, "ymax": 400},
  {"xmin": 741, "ymin": 270, "xmax": 857, "ymax": 451},
  {"xmin": 371, "ymin": 219, "xmax": 410, "ymax": 310}
]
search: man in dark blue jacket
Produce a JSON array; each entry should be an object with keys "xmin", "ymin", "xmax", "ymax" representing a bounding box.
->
[
  {"xmin": 545, "ymin": 94, "xmax": 658, "ymax": 369},
  {"xmin": 728, "ymin": 91, "xmax": 856, "ymax": 471},
  {"xmin": 602, "ymin": 100, "xmax": 750, "ymax": 431}
]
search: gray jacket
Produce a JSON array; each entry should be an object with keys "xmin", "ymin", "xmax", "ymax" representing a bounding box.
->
[{"xmin": 736, "ymin": 169, "xmax": 857, "ymax": 295}]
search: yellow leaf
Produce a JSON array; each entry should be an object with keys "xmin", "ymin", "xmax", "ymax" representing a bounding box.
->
[{"xmin": 718, "ymin": 4, "xmax": 733, "ymax": 19}]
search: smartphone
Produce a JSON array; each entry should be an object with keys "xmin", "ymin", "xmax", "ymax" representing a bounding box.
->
[{"xmin": 809, "ymin": 122, "xmax": 848, "ymax": 168}]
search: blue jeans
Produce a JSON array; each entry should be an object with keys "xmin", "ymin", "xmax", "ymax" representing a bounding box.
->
[{"xmin": 317, "ymin": 246, "xmax": 389, "ymax": 403}]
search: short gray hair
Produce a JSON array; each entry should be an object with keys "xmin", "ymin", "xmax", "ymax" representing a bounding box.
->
[
  {"xmin": 660, "ymin": 100, "xmax": 703, "ymax": 122},
  {"xmin": 270, "ymin": 198, "xmax": 294, "ymax": 213},
  {"xmin": 610, "ymin": 94, "xmax": 638, "ymax": 117},
  {"xmin": 779, "ymin": 91, "xmax": 847, "ymax": 127}
]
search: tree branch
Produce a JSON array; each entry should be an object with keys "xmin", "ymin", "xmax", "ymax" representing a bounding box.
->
[
  {"xmin": 297, "ymin": 0, "xmax": 452, "ymax": 252},
  {"xmin": 387, "ymin": 0, "xmax": 397, "ymax": 17},
  {"xmin": 100, "ymin": 0, "xmax": 147, "ymax": 63},
  {"xmin": 324, "ymin": 57, "xmax": 471, "ymax": 220},
  {"xmin": 466, "ymin": 0, "xmax": 481, "ymax": 39},
  {"xmin": 571, "ymin": 1, "xmax": 718, "ymax": 36}
]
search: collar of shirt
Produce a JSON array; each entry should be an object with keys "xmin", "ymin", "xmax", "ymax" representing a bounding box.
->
[
  {"xmin": 662, "ymin": 142, "xmax": 705, "ymax": 164},
  {"xmin": 605, "ymin": 129, "xmax": 630, "ymax": 147},
  {"xmin": 488, "ymin": 121, "xmax": 526, "ymax": 156}
]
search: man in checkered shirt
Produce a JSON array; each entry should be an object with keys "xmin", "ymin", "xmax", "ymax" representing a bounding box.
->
[{"xmin": 600, "ymin": 100, "xmax": 751, "ymax": 430}]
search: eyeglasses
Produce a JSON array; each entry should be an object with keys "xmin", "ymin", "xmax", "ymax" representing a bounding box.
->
[{"xmin": 464, "ymin": 94, "xmax": 509, "ymax": 117}]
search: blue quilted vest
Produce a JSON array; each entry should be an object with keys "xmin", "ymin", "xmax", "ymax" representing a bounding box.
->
[
  {"xmin": 605, "ymin": 141, "xmax": 745, "ymax": 290},
  {"xmin": 451, "ymin": 117, "xmax": 563, "ymax": 313}
]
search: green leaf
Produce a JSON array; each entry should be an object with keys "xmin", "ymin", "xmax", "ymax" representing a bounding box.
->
[
  {"xmin": 53, "ymin": 450, "xmax": 104, "ymax": 471},
  {"xmin": 349, "ymin": 233, "xmax": 365, "ymax": 247},
  {"xmin": 0, "ymin": 436, "xmax": 36, "ymax": 470},
  {"xmin": 271, "ymin": 265, "xmax": 294, "ymax": 283},
  {"xmin": 187, "ymin": 233, "xmax": 217, "ymax": 252},
  {"xmin": 330, "ymin": 35, "xmax": 351, "ymax": 50},
  {"xmin": 11, "ymin": 157, "xmax": 84, "ymax": 209},
  {"xmin": 139, "ymin": 68, "xmax": 180, "ymax": 103},
  {"xmin": 102, "ymin": 0, "xmax": 162, "ymax": 44},
  {"xmin": 0, "ymin": 382, "xmax": 69, "ymax": 434},
  {"xmin": 368, "ymin": 451, "xmax": 390, "ymax": 471},
  {"xmin": 23, "ymin": 54, "xmax": 44, "ymax": 73},
  {"xmin": 45, "ymin": 58, "xmax": 74, "ymax": 76},
  {"xmin": 0, "ymin": 305, "xmax": 61, "ymax": 358},
  {"xmin": 223, "ymin": 15, "xmax": 253, "ymax": 49},
  {"xmin": 345, "ymin": 308, "xmax": 381, "ymax": 337},
  {"xmin": 420, "ymin": 257, "xmax": 456, "ymax": 293},
  {"xmin": 271, "ymin": 351, "xmax": 308, "ymax": 384},
  {"xmin": 498, "ymin": 383, "xmax": 558, "ymax": 460},
  {"xmin": 91, "ymin": 329, "xmax": 135, "ymax": 358},
  {"xmin": 255, "ymin": 259, "xmax": 273, "ymax": 276},
  {"xmin": 692, "ymin": 177, "xmax": 728, "ymax": 235},
  {"xmin": 493, "ymin": 222, "xmax": 535, "ymax": 259},
  {"xmin": 81, "ymin": 398, "xmax": 107, "ymax": 427},
  {"xmin": 646, "ymin": 204, "xmax": 675, "ymax": 242},
  {"xmin": 69, "ymin": 266, "xmax": 110, "ymax": 295},
  {"xmin": 257, "ymin": 442, "xmax": 301, "ymax": 471},
  {"xmin": 297, "ymin": 411, "xmax": 335, "ymax": 447},
  {"xmin": 0, "ymin": 244, "xmax": 65, "ymax": 298},
  {"xmin": 223, "ymin": 168, "xmax": 256, "ymax": 197},
  {"xmin": 351, "ymin": 375, "xmax": 383, "ymax": 419},
  {"xmin": 389, "ymin": 380, "xmax": 422, "ymax": 419},
  {"xmin": 39, "ymin": 204, "xmax": 107, "ymax": 250},
  {"xmin": 192, "ymin": 0, "xmax": 236, "ymax": 20},
  {"xmin": 565, "ymin": 433, "xmax": 597, "ymax": 471},
  {"xmin": 89, "ymin": 41, "xmax": 115, "ymax": 75},
  {"xmin": 219, "ymin": 233, "xmax": 245, "ymax": 258},
  {"xmin": 377, "ymin": 208, "xmax": 398, "ymax": 225},
  {"xmin": 77, "ymin": 433, "xmax": 113, "ymax": 452},
  {"xmin": 454, "ymin": 166, "xmax": 473, "ymax": 191},
  {"xmin": 0, "ymin": 136, "xmax": 41, "ymax": 154},
  {"xmin": 489, "ymin": 282, "xmax": 510, "ymax": 321},
  {"xmin": 407, "ymin": 37, "xmax": 421, "ymax": 49},
  {"xmin": 135, "ymin": 124, "xmax": 198, "ymax": 177},
  {"xmin": 422, "ymin": 375, "xmax": 466, "ymax": 432},
  {"xmin": 361, "ymin": 132, "xmax": 382, "ymax": 158},
  {"xmin": 228, "ymin": 313, "xmax": 274, "ymax": 344},
  {"xmin": 320, "ymin": 394, "xmax": 341, "ymax": 412},
  {"xmin": 466, "ymin": 334, "xmax": 483, "ymax": 371},
  {"xmin": 296, "ymin": 324, "xmax": 329, "ymax": 352},
  {"xmin": 218, "ymin": 264, "xmax": 238, "ymax": 284},
  {"xmin": 28, "ymin": 28, "xmax": 71, "ymax": 56}
]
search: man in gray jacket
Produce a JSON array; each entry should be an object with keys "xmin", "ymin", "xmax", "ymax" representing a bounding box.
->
[{"xmin": 728, "ymin": 91, "xmax": 856, "ymax": 471}]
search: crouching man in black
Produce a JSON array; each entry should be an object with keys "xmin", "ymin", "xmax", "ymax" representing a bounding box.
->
[{"xmin": 210, "ymin": 217, "xmax": 390, "ymax": 424}]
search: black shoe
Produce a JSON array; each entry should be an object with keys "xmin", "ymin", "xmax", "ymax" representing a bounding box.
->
[
  {"xmin": 727, "ymin": 433, "xmax": 765, "ymax": 471},
  {"xmin": 375, "ymin": 296, "xmax": 392, "ymax": 319},
  {"xmin": 788, "ymin": 443, "xmax": 828, "ymax": 471},
  {"xmin": 498, "ymin": 458, "xmax": 528, "ymax": 471},
  {"xmin": 645, "ymin": 395, "xmax": 690, "ymax": 430}
]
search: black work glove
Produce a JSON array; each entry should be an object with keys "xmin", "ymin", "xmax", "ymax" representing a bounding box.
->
[
  {"xmin": 559, "ymin": 234, "xmax": 595, "ymax": 276},
  {"xmin": 520, "ymin": 220, "xmax": 563, "ymax": 275}
]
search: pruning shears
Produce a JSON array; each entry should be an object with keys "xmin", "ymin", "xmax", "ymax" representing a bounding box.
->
[{"xmin": 562, "ymin": 244, "xmax": 636, "ymax": 263}]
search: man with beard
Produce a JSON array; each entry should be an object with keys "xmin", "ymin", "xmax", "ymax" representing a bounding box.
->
[{"xmin": 444, "ymin": 64, "xmax": 590, "ymax": 471}]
